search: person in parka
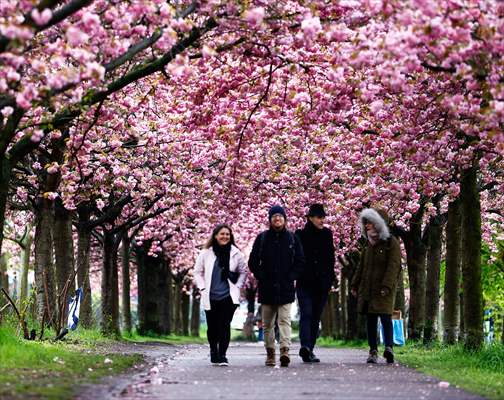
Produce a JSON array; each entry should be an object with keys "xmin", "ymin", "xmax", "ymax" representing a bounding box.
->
[
  {"xmin": 295, "ymin": 203, "xmax": 336, "ymax": 363},
  {"xmin": 249, "ymin": 205, "xmax": 305, "ymax": 367},
  {"xmin": 351, "ymin": 208, "xmax": 402, "ymax": 364}
]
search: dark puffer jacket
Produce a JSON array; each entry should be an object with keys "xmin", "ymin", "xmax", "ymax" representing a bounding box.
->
[
  {"xmin": 295, "ymin": 221, "xmax": 336, "ymax": 291},
  {"xmin": 248, "ymin": 228, "xmax": 305, "ymax": 305},
  {"xmin": 351, "ymin": 208, "xmax": 402, "ymax": 315}
]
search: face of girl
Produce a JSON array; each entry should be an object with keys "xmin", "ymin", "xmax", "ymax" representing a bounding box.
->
[
  {"xmin": 215, "ymin": 228, "xmax": 231, "ymax": 246},
  {"xmin": 364, "ymin": 219, "xmax": 376, "ymax": 232}
]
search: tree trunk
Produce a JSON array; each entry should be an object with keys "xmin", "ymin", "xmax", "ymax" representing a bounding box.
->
[
  {"xmin": 181, "ymin": 291, "xmax": 190, "ymax": 336},
  {"xmin": 395, "ymin": 268, "xmax": 407, "ymax": 340},
  {"xmin": 394, "ymin": 269, "xmax": 406, "ymax": 318},
  {"xmin": 76, "ymin": 206, "xmax": 93, "ymax": 328},
  {"xmin": 0, "ymin": 158, "xmax": 12, "ymax": 263},
  {"xmin": 424, "ymin": 216, "xmax": 442, "ymax": 343},
  {"xmin": 242, "ymin": 286, "xmax": 256, "ymax": 340},
  {"xmin": 19, "ymin": 230, "xmax": 33, "ymax": 307},
  {"xmin": 321, "ymin": 292, "xmax": 337, "ymax": 338},
  {"xmin": 443, "ymin": 199, "xmax": 462, "ymax": 344},
  {"xmin": 339, "ymin": 275, "xmax": 347, "ymax": 339},
  {"xmin": 101, "ymin": 230, "xmax": 121, "ymax": 337},
  {"xmin": 53, "ymin": 201, "xmax": 75, "ymax": 325},
  {"xmin": 334, "ymin": 287, "xmax": 342, "ymax": 339},
  {"xmin": 501, "ymin": 317, "xmax": 504, "ymax": 345},
  {"xmin": 460, "ymin": 164, "xmax": 483, "ymax": 350},
  {"xmin": 136, "ymin": 245, "xmax": 171, "ymax": 335},
  {"xmin": 121, "ymin": 236, "xmax": 132, "ymax": 334},
  {"xmin": 459, "ymin": 291, "xmax": 465, "ymax": 342},
  {"xmin": 190, "ymin": 288, "xmax": 200, "ymax": 337},
  {"xmin": 34, "ymin": 199, "xmax": 57, "ymax": 327},
  {"xmin": 404, "ymin": 207, "xmax": 428, "ymax": 340},
  {"xmin": 343, "ymin": 252, "xmax": 361, "ymax": 340},
  {"xmin": 0, "ymin": 253, "xmax": 9, "ymax": 294},
  {"xmin": 173, "ymin": 280, "xmax": 183, "ymax": 335}
]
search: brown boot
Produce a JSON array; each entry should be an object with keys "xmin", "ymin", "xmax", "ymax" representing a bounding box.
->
[
  {"xmin": 265, "ymin": 348, "xmax": 276, "ymax": 367},
  {"xmin": 280, "ymin": 347, "xmax": 290, "ymax": 367}
]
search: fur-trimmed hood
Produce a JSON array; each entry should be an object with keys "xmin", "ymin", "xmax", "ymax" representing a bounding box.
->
[{"xmin": 359, "ymin": 208, "xmax": 390, "ymax": 241}]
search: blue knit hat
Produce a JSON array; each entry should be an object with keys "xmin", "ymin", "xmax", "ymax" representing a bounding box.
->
[{"xmin": 268, "ymin": 205, "xmax": 287, "ymax": 221}]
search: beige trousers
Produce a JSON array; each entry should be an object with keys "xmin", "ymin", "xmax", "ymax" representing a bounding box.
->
[{"xmin": 262, "ymin": 303, "xmax": 292, "ymax": 349}]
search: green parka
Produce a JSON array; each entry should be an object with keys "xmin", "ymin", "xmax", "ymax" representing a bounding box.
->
[{"xmin": 351, "ymin": 208, "xmax": 402, "ymax": 315}]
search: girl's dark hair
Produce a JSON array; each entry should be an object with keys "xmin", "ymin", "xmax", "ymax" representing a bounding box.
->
[{"xmin": 204, "ymin": 224, "xmax": 236, "ymax": 249}]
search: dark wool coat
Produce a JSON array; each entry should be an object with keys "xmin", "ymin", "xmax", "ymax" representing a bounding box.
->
[
  {"xmin": 351, "ymin": 208, "xmax": 402, "ymax": 315},
  {"xmin": 295, "ymin": 222, "xmax": 336, "ymax": 291},
  {"xmin": 248, "ymin": 228, "xmax": 305, "ymax": 305}
]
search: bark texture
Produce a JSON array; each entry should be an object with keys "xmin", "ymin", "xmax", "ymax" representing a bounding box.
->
[
  {"xmin": 424, "ymin": 216, "xmax": 442, "ymax": 343},
  {"xmin": 121, "ymin": 236, "xmax": 132, "ymax": 333},
  {"xmin": 34, "ymin": 200, "xmax": 57, "ymax": 327},
  {"xmin": 136, "ymin": 245, "xmax": 171, "ymax": 335},
  {"xmin": 460, "ymin": 164, "xmax": 483, "ymax": 350},
  {"xmin": 443, "ymin": 199, "xmax": 462, "ymax": 344}
]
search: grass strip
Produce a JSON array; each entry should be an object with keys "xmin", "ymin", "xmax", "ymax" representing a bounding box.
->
[
  {"xmin": 0, "ymin": 325, "xmax": 141, "ymax": 400},
  {"xmin": 318, "ymin": 336, "xmax": 504, "ymax": 400}
]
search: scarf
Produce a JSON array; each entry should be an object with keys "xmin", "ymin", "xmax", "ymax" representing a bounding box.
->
[{"xmin": 212, "ymin": 242, "xmax": 231, "ymax": 281}]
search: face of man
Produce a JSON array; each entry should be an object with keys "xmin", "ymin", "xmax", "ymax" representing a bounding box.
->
[
  {"xmin": 270, "ymin": 213, "xmax": 286, "ymax": 231},
  {"xmin": 215, "ymin": 228, "xmax": 231, "ymax": 246},
  {"xmin": 309, "ymin": 215, "xmax": 325, "ymax": 230}
]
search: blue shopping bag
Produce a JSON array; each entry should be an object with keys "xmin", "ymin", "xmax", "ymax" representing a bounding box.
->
[
  {"xmin": 392, "ymin": 319, "xmax": 405, "ymax": 346},
  {"xmin": 379, "ymin": 319, "xmax": 405, "ymax": 346}
]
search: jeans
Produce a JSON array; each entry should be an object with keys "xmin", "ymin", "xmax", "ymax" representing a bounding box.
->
[
  {"xmin": 204, "ymin": 296, "xmax": 238, "ymax": 356},
  {"xmin": 366, "ymin": 313, "xmax": 393, "ymax": 350},
  {"xmin": 297, "ymin": 285, "xmax": 329, "ymax": 350},
  {"xmin": 262, "ymin": 303, "xmax": 292, "ymax": 349}
]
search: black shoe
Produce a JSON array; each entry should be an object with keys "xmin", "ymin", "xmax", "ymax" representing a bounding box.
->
[
  {"xmin": 383, "ymin": 347, "xmax": 394, "ymax": 364},
  {"xmin": 299, "ymin": 346, "xmax": 312, "ymax": 362},
  {"xmin": 219, "ymin": 356, "xmax": 229, "ymax": 366},
  {"xmin": 367, "ymin": 350, "xmax": 378, "ymax": 364},
  {"xmin": 310, "ymin": 351, "xmax": 320, "ymax": 363},
  {"xmin": 210, "ymin": 350, "xmax": 219, "ymax": 364}
]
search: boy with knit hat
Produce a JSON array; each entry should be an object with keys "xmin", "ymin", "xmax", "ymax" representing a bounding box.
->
[{"xmin": 249, "ymin": 205, "xmax": 305, "ymax": 367}]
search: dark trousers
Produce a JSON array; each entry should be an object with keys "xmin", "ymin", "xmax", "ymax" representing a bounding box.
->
[
  {"xmin": 366, "ymin": 313, "xmax": 393, "ymax": 351},
  {"xmin": 297, "ymin": 286, "xmax": 329, "ymax": 350},
  {"xmin": 205, "ymin": 296, "xmax": 238, "ymax": 356}
]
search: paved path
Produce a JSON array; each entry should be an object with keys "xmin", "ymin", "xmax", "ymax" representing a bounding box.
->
[{"xmin": 77, "ymin": 342, "xmax": 484, "ymax": 400}]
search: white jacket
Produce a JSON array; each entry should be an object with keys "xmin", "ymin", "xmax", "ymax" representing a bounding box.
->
[{"xmin": 194, "ymin": 245, "xmax": 248, "ymax": 311}]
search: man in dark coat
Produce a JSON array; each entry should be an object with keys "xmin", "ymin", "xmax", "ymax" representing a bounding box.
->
[
  {"xmin": 351, "ymin": 208, "xmax": 402, "ymax": 364},
  {"xmin": 249, "ymin": 205, "xmax": 305, "ymax": 367},
  {"xmin": 295, "ymin": 203, "xmax": 336, "ymax": 363}
]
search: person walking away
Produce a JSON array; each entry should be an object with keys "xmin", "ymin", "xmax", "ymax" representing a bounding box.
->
[
  {"xmin": 295, "ymin": 203, "xmax": 336, "ymax": 363},
  {"xmin": 351, "ymin": 208, "xmax": 401, "ymax": 364},
  {"xmin": 194, "ymin": 224, "xmax": 248, "ymax": 366},
  {"xmin": 248, "ymin": 205, "xmax": 305, "ymax": 367}
]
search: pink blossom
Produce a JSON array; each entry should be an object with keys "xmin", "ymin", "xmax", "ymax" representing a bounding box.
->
[
  {"xmin": 244, "ymin": 7, "xmax": 265, "ymax": 26},
  {"xmin": 1, "ymin": 107, "xmax": 14, "ymax": 117},
  {"xmin": 301, "ymin": 16, "xmax": 322, "ymax": 41},
  {"xmin": 84, "ymin": 62, "xmax": 105, "ymax": 80},
  {"xmin": 50, "ymin": 130, "xmax": 62, "ymax": 140},
  {"xmin": 46, "ymin": 192, "xmax": 59, "ymax": 200},
  {"xmin": 30, "ymin": 129, "xmax": 44, "ymax": 143},
  {"xmin": 66, "ymin": 26, "xmax": 89, "ymax": 46},
  {"xmin": 16, "ymin": 93, "xmax": 31, "ymax": 109},
  {"xmin": 7, "ymin": 70, "xmax": 20, "ymax": 81},
  {"xmin": 31, "ymin": 8, "xmax": 52, "ymax": 26},
  {"xmin": 46, "ymin": 162, "xmax": 59, "ymax": 174}
]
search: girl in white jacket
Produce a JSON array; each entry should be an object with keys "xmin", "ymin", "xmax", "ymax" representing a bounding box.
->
[{"xmin": 194, "ymin": 224, "xmax": 248, "ymax": 366}]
